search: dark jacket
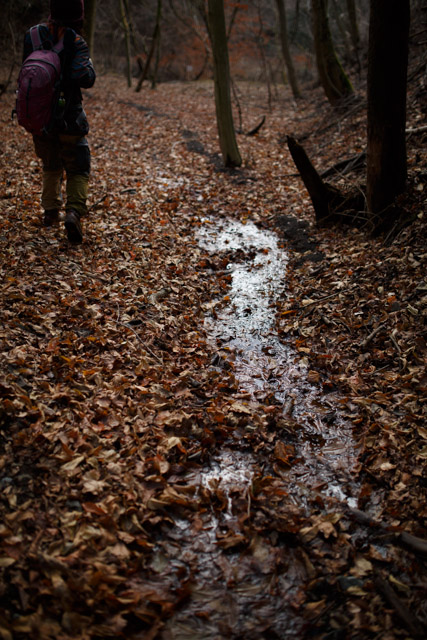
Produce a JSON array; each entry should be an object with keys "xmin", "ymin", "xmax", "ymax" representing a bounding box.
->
[{"xmin": 23, "ymin": 23, "xmax": 96, "ymax": 136}]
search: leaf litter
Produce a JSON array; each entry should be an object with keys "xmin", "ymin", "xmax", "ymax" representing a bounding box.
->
[{"xmin": 0, "ymin": 76, "xmax": 426, "ymax": 639}]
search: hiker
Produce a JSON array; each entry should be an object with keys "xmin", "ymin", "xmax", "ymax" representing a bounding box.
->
[{"xmin": 22, "ymin": 0, "xmax": 96, "ymax": 243}]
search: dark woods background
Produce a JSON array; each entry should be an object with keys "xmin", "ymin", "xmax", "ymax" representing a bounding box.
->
[
  {"xmin": 1, "ymin": 1, "xmax": 425, "ymax": 100},
  {"xmin": 0, "ymin": 0, "xmax": 426, "ymax": 230},
  {"xmin": 1, "ymin": 0, "xmax": 373, "ymax": 85}
]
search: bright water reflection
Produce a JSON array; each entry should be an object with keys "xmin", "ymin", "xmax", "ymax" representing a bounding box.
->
[
  {"xmin": 198, "ymin": 217, "xmax": 359, "ymax": 507},
  {"xmin": 163, "ymin": 217, "xmax": 360, "ymax": 639}
]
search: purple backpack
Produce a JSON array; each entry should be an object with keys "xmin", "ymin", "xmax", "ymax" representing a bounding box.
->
[{"xmin": 15, "ymin": 26, "xmax": 64, "ymax": 135}]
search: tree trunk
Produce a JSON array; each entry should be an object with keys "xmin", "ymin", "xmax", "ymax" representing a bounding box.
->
[
  {"xmin": 256, "ymin": 3, "xmax": 273, "ymax": 111},
  {"xmin": 119, "ymin": 0, "xmax": 132, "ymax": 87},
  {"xmin": 311, "ymin": 0, "xmax": 353, "ymax": 104},
  {"xmin": 207, "ymin": 0, "xmax": 242, "ymax": 168},
  {"xmin": 330, "ymin": 0, "xmax": 352, "ymax": 64},
  {"xmin": 346, "ymin": 0, "xmax": 360, "ymax": 69},
  {"xmin": 366, "ymin": 0, "xmax": 410, "ymax": 223},
  {"xmin": 168, "ymin": 0, "xmax": 210, "ymax": 80},
  {"xmin": 123, "ymin": 0, "xmax": 137, "ymax": 51},
  {"xmin": 84, "ymin": 0, "xmax": 97, "ymax": 56},
  {"xmin": 135, "ymin": 0, "xmax": 162, "ymax": 92},
  {"xmin": 275, "ymin": 0, "xmax": 301, "ymax": 99},
  {"xmin": 0, "ymin": 18, "xmax": 16, "ymax": 98},
  {"xmin": 151, "ymin": 3, "xmax": 162, "ymax": 89}
]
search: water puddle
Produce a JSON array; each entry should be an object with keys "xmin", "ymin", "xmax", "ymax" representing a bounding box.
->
[
  {"xmin": 162, "ymin": 216, "xmax": 360, "ymax": 638},
  {"xmin": 163, "ymin": 449, "xmax": 305, "ymax": 639},
  {"xmin": 172, "ymin": 449, "xmax": 255, "ymax": 551},
  {"xmin": 198, "ymin": 217, "xmax": 359, "ymax": 507}
]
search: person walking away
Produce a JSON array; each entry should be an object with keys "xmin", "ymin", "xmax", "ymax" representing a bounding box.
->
[{"xmin": 22, "ymin": 0, "xmax": 96, "ymax": 243}]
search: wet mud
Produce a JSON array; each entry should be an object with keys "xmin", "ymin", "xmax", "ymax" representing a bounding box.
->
[{"xmin": 162, "ymin": 217, "xmax": 360, "ymax": 638}]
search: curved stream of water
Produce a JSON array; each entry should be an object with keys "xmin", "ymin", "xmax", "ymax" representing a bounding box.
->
[
  {"xmin": 163, "ymin": 217, "xmax": 360, "ymax": 639},
  {"xmin": 198, "ymin": 217, "xmax": 359, "ymax": 507}
]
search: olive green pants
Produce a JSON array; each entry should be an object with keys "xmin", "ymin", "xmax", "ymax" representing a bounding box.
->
[{"xmin": 33, "ymin": 134, "xmax": 91, "ymax": 217}]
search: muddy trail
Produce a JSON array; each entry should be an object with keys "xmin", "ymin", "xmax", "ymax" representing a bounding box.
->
[{"xmin": 1, "ymin": 78, "xmax": 426, "ymax": 640}]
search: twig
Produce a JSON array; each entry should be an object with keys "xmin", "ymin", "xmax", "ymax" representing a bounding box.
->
[
  {"xmin": 88, "ymin": 193, "xmax": 109, "ymax": 211},
  {"xmin": 120, "ymin": 187, "xmax": 138, "ymax": 194},
  {"xmin": 293, "ymin": 484, "xmax": 427, "ymax": 559},
  {"xmin": 131, "ymin": 329, "xmax": 163, "ymax": 363},
  {"xmin": 230, "ymin": 77, "xmax": 243, "ymax": 134},
  {"xmin": 113, "ymin": 319, "xmax": 162, "ymax": 362},
  {"xmin": 320, "ymin": 150, "xmax": 366, "ymax": 179},
  {"xmin": 300, "ymin": 287, "xmax": 354, "ymax": 308},
  {"xmin": 374, "ymin": 573, "xmax": 426, "ymax": 639},
  {"xmin": 247, "ymin": 116, "xmax": 266, "ymax": 137},
  {"xmin": 406, "ymin": 124, "xmax": 427, "ymax": 134},
  {"xmin": 360, "ymin": 323, "xmax": 386, "ymax": 349},
  {"xmin": 344, "ymin": 507, "xmax": 427, "ymax": 557},
  {"xmin": 390, "ymin": 330, "xmax": 402, "ymax": 354},
  {"xmin": 55, "ymin": 261, "xmax": 110, "ymax": 284},
  {"xmin": 400, "ymin": 531, "xmax": 427, "ymax": 557},
  {"xmin": 310, "ymin": 98, "xmax": 366, "ymax": 139}
]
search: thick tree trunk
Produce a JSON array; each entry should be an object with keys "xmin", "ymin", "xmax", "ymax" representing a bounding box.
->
[
  {"xmin": 366, "ymin": 0, "xmax": 410, "ymax": 222},
  {"xmin": 311, "ymin": 0, "xmax": 353, "ymax": 104},
  {"xmin": 84, "ymin": 0, "xmax": 97, "ymax": 56},
  {"xmin": 275, "ymin": 0, "xmax": 301, "ymax": 99},
  {"xmin": 207, "ymin": 0, "xmax": 241, "ymax": 167}
]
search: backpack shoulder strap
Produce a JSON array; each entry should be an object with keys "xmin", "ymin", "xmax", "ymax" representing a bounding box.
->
[
  {"xmin": 52, "ymin": 37, "xmax": 65, "ymax": 55},
  {"xmin": 29, "ymin": 25, "xmax": 43, "ymax": 50}
]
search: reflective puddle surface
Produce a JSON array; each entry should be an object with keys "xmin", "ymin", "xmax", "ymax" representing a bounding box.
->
[
  {"xmin": 198, "ymin": 217, "xmax": 359, "ymax": 507},
  {"xmin": 162, "ymin": 218, "xmax": 360, "ymax": 638}
]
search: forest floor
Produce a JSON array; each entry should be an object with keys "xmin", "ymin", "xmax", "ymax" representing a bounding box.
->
[{"xmin": 0, "ymin": 72, "xmax": 426, "ymax": 640}]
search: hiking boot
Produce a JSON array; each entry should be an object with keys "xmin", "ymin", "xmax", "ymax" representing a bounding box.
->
[
  {"xmin": 65, "ymin": 209, "xmax": 83, "ymax": 244},
  {"xmin": 43, "ymin": 209, "xmax": 59, "ymax": 226}
]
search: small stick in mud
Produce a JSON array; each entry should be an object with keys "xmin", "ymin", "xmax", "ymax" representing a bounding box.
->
[{"xmin": 374, "ymin": 573, "xmax": 426, "ymax": 639}]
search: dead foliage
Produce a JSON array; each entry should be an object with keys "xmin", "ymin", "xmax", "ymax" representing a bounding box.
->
[{"xmin": 0, "ymin": 75, "xmax": 426, "ymax": 639}]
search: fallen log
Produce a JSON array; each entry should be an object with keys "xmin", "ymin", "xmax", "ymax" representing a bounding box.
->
[
  {"xmin": 286, "ymin": 135, "xmax": 365, "ymax": 226},
  {"xmin": 286, "ymin": 135, "xmax": 335, "ymax": 222}
]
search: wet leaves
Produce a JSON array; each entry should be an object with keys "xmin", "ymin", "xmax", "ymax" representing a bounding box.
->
[{"xmin": 1, "ymin": 74, "xmax": 426, "ymax": 639}]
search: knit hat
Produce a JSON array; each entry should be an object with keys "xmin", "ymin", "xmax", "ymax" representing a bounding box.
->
[{"xmin": 49, "ymin": 0, "xmax": 84, "ymax": 28}]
